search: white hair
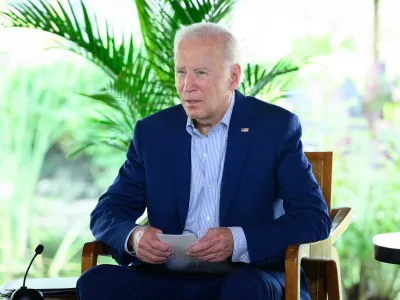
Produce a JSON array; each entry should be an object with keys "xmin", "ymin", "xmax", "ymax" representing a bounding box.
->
[{"xmin": 174, "ymin": 22, "xmax": 242, "ymax": 67}]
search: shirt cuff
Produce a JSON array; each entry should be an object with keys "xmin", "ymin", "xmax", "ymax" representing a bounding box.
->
[
  {"xmin": 124, "ymin": 226, "xmax": 138, "ymax": 256},
  {"xmin": 228, "ymin": 226, "xmax": 251, "ymax": 263}
]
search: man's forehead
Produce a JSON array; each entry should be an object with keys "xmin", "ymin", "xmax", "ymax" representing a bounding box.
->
[
  {"xmin": 178, "ymin": 34, "xmax": 226, "ymax": 46},
  {"xmin": 175, "ymin": 55, "xmax": 222, "ymax": 70},
  {"xmin": 175, "ymin": 53, "xmax": 210, "ymax": 64},
  {"xmin": 176, "ymin": 37, "xmax": 224, "ymax": 54},
  {"xmin": 175, "ymin": 42, "xmax": 224, "ymax": 65}
]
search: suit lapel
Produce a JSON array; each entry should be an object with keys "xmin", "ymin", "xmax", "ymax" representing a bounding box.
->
[
  {"xmin": 172, "ymin": 106, "xmax": 192, "ymax": 231},
  {"xmin": 219, "ymin": 90, "xmax": 252, "ymax": 225}
]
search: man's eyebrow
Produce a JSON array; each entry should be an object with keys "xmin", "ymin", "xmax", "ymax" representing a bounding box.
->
[
  {"xmin": 175, "ymin": 67, "xmax": 211, "ymax": 72},
  {"xmin": 194, "ymin": 67, "xmax": 211, "ymax": 72}
]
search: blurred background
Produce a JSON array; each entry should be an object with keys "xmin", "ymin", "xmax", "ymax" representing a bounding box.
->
[{"xmin": 0, "ymin": 0, "xmax": 399, "ymax": 299}]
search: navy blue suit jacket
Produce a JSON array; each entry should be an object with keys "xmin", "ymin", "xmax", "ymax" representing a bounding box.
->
[{"xmin": 90, "ymin": 90, "xmax": 331, "ymax": 276}]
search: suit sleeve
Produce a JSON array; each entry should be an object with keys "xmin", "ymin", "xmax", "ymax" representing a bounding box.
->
[
  {"xmin": 242, "ymin": 113, "xmax": 332, "ymax": 264},
  {"xmin": 90, "ymin": 120, "xmax": 146, "ymax": 266}
]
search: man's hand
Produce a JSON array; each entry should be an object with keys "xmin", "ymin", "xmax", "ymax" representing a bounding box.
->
[
  {"xmin": 128, "ymin": 225, "xmax": 173, "ymax": 264},
  {"xmin": 186, "ymin": 228, "xmax": 233, "ymax": 262}
]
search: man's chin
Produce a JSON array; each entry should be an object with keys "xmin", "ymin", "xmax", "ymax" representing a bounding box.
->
[
  {"xmin": 184, "ymin": 109, "xmax": 203, "ymax": 120},
  {"xmin": 187, "ymin": 114, "xmax": 201, "ymax": 121}
]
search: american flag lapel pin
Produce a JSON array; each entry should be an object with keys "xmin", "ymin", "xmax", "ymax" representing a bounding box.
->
[{"xmin": 241, "ymin": 128, "xmax": 249, "ymax": 132}]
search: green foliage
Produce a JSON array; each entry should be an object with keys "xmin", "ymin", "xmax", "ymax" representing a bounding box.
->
[
  {"xmin": 134, "ymin": 0, "xmax": 236, "ymax": 84},
  {"xmin": 239, "ymin": 57, "xmax": 311, "ymax": 101},
  {"xmin": 1, "ymin": 0, "xmax": 178, "ymax": 156},
  {"xmin": 1, "ymin": 0, "xmax": 134, "ymax": 78},
  {"xmin": 70, "ymin": 54, "xmax": 176, "ymax": 155},
  {"xmin": 308, "ymin": 110, "xmax": 400, "ymax": 300},
  {"xmin": 0, "ymin": 64, "xmax": 63, "ymax": 282},
  {"xmin": 1, "ymin": 0, "xmax": 308, "ymax": 156},
  {"xmin": 291, "ymin": 69, "xmax": 400, "ymax": 299},
  {"xmin": 0, "ymin": 59, "xmax": 106, "ymax": 285},
  {"xmin": 334, "ymin": 145, "xmax": 400, "ymax": 299},
  {"xmin": 291, "ymin": 34, "xmax": 355, "ymax": 56},
  {"xmin": 0, "ymin": 2, "xmax": 398, "ymax": 300},
  {"xmin": 0, "ymin": 0, "xmax": 315, "ymax": 290}
]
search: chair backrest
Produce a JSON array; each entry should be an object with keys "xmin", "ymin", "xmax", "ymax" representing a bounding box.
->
[
  {"xmin": 304, "ymin": 152, "xmax": 332, "ymax": 213},
  {"xmin": 302, "ymin": 151, "xmax": 333, "ymax": 300}
]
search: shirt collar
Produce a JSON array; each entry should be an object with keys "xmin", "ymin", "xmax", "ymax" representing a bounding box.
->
[{"xmin": 186, "ymin": 92, "xmax": 235, "ymax": 134}]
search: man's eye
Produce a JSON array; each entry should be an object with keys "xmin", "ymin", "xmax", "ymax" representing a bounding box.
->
[
  {"xmin": 176, "ymin": 70, "xmax": 185, "ymax": 75},
  {"xmin": 196, "ymin": 71, "xmax": 207, "ymax": 75}
]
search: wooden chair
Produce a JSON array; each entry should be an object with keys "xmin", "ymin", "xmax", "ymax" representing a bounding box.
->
[
  {"xmin": 284, "ymin": 152, "xmax": 352, "ymax": 300},
  {"xmin": 81, "ymin": 151, "xmax": 352, "ymax": 300}
]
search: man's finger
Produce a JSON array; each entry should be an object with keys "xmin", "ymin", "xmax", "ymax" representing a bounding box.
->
[
  {"xmin": 139, "ymin": 254, "xmax": 166, "ymax": 264},
  {"xmin": 138, "ymin": 249, "xmax": 168, "ymax": 264},
  {"xmin": 187, "ymin": 240, "xmax": 211, "ymax": 253},
  {"xmin": 142, "ymin": 242, "xmax": 172, "ymax": 258},
  {"xmin": 187, "ymin": 247, "xmax": 213, "ymax": 257},
  {"xmin": 137, "ymin": 252, "xmax": 154, "ymax": 264},
  {"xmin": 187, "ymin": 242, "xmax": 219, "ymax": 258},
  {"xmin": 195, "ymin": 247, "xmax": 230, "ymax": 262},
  {"xmin": 147, "ymin": 238, "xmax": 172, "ymax": 253}
]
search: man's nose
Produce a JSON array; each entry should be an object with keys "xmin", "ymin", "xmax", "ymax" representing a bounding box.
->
[{"xmin": 183, "ymin": 73, "xmax": 196, "ymax": 92}]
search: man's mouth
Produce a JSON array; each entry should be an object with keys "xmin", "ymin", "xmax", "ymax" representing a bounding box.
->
[{"xmin": 185, "ymin": 100, "xmax": 201, "ymax": 104}]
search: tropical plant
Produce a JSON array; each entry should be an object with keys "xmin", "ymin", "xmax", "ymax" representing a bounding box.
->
[
  {"xmin": 1, "ymin": 0, "xmax": 309, "ymax": 156},
  {"xmin": 333, "ymin": 133, "xmax": 400, "ymax": 300},
  {"xmin": 0, "ymin": 60, "xmax": 106, "ymax": 285},
  {"xmin": 296, "ymin": 79, "xmax": 400, "ymax": 299},
  {"xmin": 0, "ymin": 0, "xmax": 312, "ymax": 283}
]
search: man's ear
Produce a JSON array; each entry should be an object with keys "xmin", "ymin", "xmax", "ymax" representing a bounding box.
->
[{"xmin": 229, "ymin": 64, "xmax": 242, "ymax": 90}]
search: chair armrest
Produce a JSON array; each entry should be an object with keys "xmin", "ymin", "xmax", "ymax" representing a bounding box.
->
[
  {"xmin": 81, "ymin": 241, "xmax": 111, "ymax": 273},
  {"xmin": 285, "ymin": 234, "xmax": 334, "ymax": 299},
  {"xmin": 285, "ymin": 206, "xmax": 352, "ymax": 262},
  {"xmin": 284, "ymin": 207, "xmax": 352, "ymax": 299},
  {"xmin": 330, "ymin": 207, "xmax": 352, "ymax": 244}
]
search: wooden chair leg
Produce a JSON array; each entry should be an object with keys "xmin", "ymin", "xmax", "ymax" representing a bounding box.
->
[
  {"xmin": 81, "ymin": 242, "xmax": 101, "ymax": 273},
  {"xmin": 285, "ymin": 259, "xmax": 300, "ymax": 300},
  {"xmin": 285, "ymin": 246, "xmax": 302, "ymax": 300},
  {"xmin": 302, "ymin": 260, "xmax": 328, "ymax": 300},
  {"xmin": 326, "ymin": 247, "xmax": 342, "ymax": 300}
]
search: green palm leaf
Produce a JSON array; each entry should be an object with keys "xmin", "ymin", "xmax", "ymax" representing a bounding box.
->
[
  {"xmin": 239, "ymin": 56, "xmax": 312, "ymax": 101},
  {"xmin": 169, "ymin": 0, "xmax": 236, "ymax": 24},
  {"xmin": 1, "ymin": 0, "xmax": 136, "ymax": 78},
  {"xmin": 105, "ymin": 54, "xmax": 177, "ymax": 117},
  {"xmin": 66, "ymin": 138, "xmax": 130, "ymax": 159},
  {"xmin": 134, "ymin": 0, "xmax": 178, "ymax": 82},
  {"xmin": 66, "ymin": 94, "xmax": 135, "ymax": 158},
  {"xmin": 2, "ymin": 0, "xmax": 178, "ymax": 157},
  {"xmin": 68, "ymin": 57, "xmax": 176, "ymax": 157},
  {"xmin": 2, "ymin": 0, "xmax": 308, "ymax": 158},
  {"xmin": 134, "ymin": 0, "xmax": 236, "ymax": 86}
]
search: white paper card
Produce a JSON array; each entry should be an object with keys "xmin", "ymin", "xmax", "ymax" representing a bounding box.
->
[{"xmin": 156, "ymin": 233, "xmax": 201, "ymax": 271}]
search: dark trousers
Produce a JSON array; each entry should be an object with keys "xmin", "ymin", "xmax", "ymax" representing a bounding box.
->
[{"xmin": 77, "ymin": 264, "xmax": 310, "ymax": 300}]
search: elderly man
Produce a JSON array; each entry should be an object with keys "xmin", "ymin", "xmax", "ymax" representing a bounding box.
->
[{"xmin": 77, "ymin": 22, "xmax": 331, "ymax": 300}]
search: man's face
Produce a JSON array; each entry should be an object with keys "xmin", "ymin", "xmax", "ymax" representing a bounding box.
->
[{"xmin": 175, "ymin": 36, "xmax": 236, "ymax": 126}]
